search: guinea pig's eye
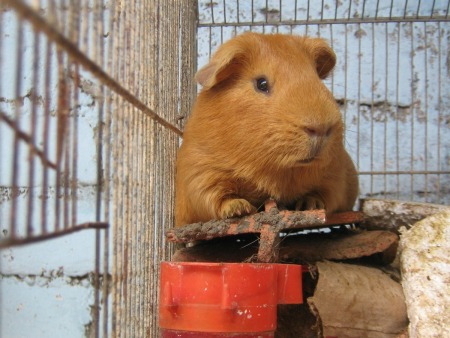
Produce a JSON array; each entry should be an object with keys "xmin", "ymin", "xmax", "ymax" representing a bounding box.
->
[{"xmin": 255, "ymin": 77, "xmax": 270, "ymax": 94}]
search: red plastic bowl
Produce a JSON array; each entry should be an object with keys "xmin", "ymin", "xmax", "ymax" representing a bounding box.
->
[{"xmin": 159, "ymin": 262, "xmax": 303, "ymax": 335}]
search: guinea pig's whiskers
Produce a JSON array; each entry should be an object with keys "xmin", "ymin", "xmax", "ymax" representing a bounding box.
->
[
  {"xmin": 240, "ymin": 237, "xmax": 260, "ymax": 249},
  {"xmin": 256, "ymin": 201, "xmax": 266, "ymax": 212}
]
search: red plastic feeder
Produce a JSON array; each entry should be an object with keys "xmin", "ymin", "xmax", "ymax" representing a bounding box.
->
[{"xmin": 159, "ymin": 262, "xmax": 303, "ymax": 337}]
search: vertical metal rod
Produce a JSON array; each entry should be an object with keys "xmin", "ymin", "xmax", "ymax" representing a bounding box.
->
[
  {"xmin": 306, "ymin": 0, "xmax": 310, "ymax": 35},
  {"xmin": 348, "ymin": 0, "xmax": 352, "ymax": 20},
  {"xmin": 111, "ymin": 0, "xmax": 123, "ymax": 327},
  {"xmin": 395, "ymin": 21, "xmax": 401, "ymax": 199},
  {"xmin": 294, "ymin": 0, "xmax": 297, "ymax": 21},
  {"xmin": 93, "ymin": 0, "xmax": 105, "ymax": 335},
  {"xmin": 103, "ymin": 0, "xmax": 116, "ymax": 334},
  {"xmin": 138, "ymin": 2, "xmax": 147, "ymax": 334},
  {"xmin": 50, "ymin": 0, "xmax": 63, "ymax": 232},
  {"xmin": 142, "ymin": 2, "xmax": 151, "ymax": 333},
  {"xmin": 123, "ymin": 2, "xmax": 133, "ymax": 333},
  {"xmin": 134, "ymin": 6, "xmax": 143, "ymax": 327},
  {"xmin": 157, "ymin": 126, "xmax": 164, "ymax": 333},
  {"xmin": 152, "ymin": 3, "xmax": 161, "ymax": 334},
  {"xmin": 0, "ymin": 1, "xmax": 3, "ymax": 245},
  {"xmin": 208, "ymin": 6, "xmax": 213, "ymax": 59},
  {"xmin": 54, "ymin": 52, "xmax": 64, "ymax": 229},
  {"xmin": 404, "ymin": 0, "xmax": 409, "ymax": 19},
  {"xmin": 265, "ymin": 0, "xmax": 268, "ymax": 23},
  {"xmin": 223, "ymin": 0, "xmax": 227, "ymax": 23},
  {"xmin": 436, "ymin": 22, "xmax": 442, "ymax": 203},
  {"xmin": 146, "ymin": 122, "xmax": 156, "ymax": 338},
  {"xmin": 356, "ymin": 21, "xmax": 362, "ymax": 180},
  {"xmin": 280, "ymin": 0, "xmax": 282, "ymax": 22},
  {"xmin": 220, "ymin": 14, "xmax": 224, "ymax": 49},
  {"xmin": 27, "ymin": 22, "xmax": 40, "ymax": 236},
  {"xmin": 410, "ymin": 21, "xmax": 415, "ymax": 200},
  {"xmin": 118, "ymin": 4, "xmax": 127, "ymax": 335},
  {"xmin": 334, "ymin": 0, "xmax": 338, "ymax": 20},
  {"xmin": 423, "ymin": 21, "xmax": 429, "ymax": 201},
  {"xmin": 321, "ymin": 0, "xmax": 324, "ymax": 21},
  {"xmin": 431, "ymin": 0, "xmax": 437, "ymax": 18},
  {"xmin": 329, "ymin": 22, "xmax": 334, "ymax": 94},
  {"xmin": 62, "ymin": 0, "xmax": 70, "ymax": 231},
  {"xmin": 383, "ymin": 22, "xmax": 388, "ymax": 197},
  {"xmin": 63, "ymin": 60, "xmax": 71, "ymax": 231},
  {"xmin": 370, "ymin": 22, "xmax": 375, "ymax": 195},
  {"xmin": 70, "ymin": 0, "xmax": 80, "ymax": 243},
  {"xmin": 10, "ymin": 8, "xmax": 25, "ymax": 240},
  {"xmin": 118, "ymin": 3, "xmax": 127, "ymax": 332},
  {"xmin": 41, "ymin": 23, "xmax": 52, "ymax": 235},
  {"xmin": 251, "ymin": 0, "xmax": 254, "ymax": 23},
  {"xmin": 343, "ymin": 21, "xmax": 348, "ymax": 136},
  {"xmin": 127, "ymin": 1, "xmax": 137, "ymax": 334},
  {"xmin": 138, "ymin": 29, "xmax": 146, "ymax": 333}
]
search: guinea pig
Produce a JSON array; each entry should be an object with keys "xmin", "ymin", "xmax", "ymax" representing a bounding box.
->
[{"xmin": 175, "ymin": 32, "xmax": 358, "ymax": 227}]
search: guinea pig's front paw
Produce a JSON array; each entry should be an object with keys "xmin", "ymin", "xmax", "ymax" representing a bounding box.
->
[
  {"xmin": 295, "ymin": 195, "xmax": 325, "ymax": 211},
  {"xmin": 219, "ymin": 198, "xmax": 257, "ymax": 219}
]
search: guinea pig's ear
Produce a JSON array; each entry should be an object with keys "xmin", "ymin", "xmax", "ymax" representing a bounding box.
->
[
  {"xmin": 304, "ymin": 38, "xmax": 336, "ymax": 79},
  {"xmin": 195, "ymin": 41, "xmax": 246, "ymax": 89}
]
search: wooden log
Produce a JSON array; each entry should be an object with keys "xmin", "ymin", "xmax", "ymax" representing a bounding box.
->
[
  {"xmin": 172, "ymin": 230, "xmax": 398, "ymax": 265},
  {"xmin": 167, "ymin": 201, "xmax": 364, "ymax": 262},
  {"xmin": 166, "ymin": 208, "xmax": 327, "ymax": 243},
  {"xmin": 360, "ymin": 198, "xmax": 449, "ymax": 231},
  {"xmin": 308, "ymin": 261, "xmax": 408, "ymax": 338},
  {"xmin": 279, "ymin": 230, "xmax": 398, "ymax": 265}
]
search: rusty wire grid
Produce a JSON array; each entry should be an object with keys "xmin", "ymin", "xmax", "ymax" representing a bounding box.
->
[{"xmin": 0, "ymin": 0, "xmax": 449, "ymax": 337}]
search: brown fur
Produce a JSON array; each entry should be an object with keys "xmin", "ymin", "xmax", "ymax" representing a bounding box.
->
[{"xmin": 175, "ymin": 33, "xmax": 358, "ymax": 227}]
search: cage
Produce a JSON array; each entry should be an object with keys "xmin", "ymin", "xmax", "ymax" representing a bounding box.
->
[{"xmin": 0, "ymin": 0, "xmax": 449, "ymax": 337}]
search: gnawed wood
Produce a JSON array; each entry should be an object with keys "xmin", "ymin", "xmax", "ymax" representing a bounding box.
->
[
  {"xmin": 361, "ymin": 198, "xmax": 449, "ymax": 231},
  {"xmin": 167, "ymin": 208, "xmax": 327, "ymax": 243},
  {"xmin": 168, "ymin": 200, "xmax": 364, "ymax": 262},
  {"xmin": 308, "ymin": 261, "xmax": 408, "ymax": 338},
  {"xmin": 279, "ymin": 230, "xmax": 398, "ymax": 264},
  {"xmin": 172, "ymin": 230, "xmax": 398, "ymax": 265}
]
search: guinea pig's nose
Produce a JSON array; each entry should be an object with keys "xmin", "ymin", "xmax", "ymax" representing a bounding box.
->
[{"xmin": 303, "ymin": 125, "xmax": 332, "ymax": 138}]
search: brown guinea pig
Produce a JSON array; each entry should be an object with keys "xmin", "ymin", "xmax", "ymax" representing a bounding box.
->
[{"xmin": 175, "ymin": 32, "xmax": 358, "ymax": 227}]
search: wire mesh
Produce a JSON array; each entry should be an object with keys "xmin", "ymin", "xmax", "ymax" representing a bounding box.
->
[
  {"xmin": 109, "ymin": 3, "xmax": 196, "ymax": 336},
  {"xmin": 0, "ymin": 1, "xmax": 116, "ymax": 336}
]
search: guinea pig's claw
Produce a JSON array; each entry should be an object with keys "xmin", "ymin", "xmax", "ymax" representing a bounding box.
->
[
  {"xmin": 220, "ymin": 198, "xmax": 257, "ymax": 219},
  {"xmin": 295, "ymin": 195, "xmax": 326, "ymax": 211}
]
